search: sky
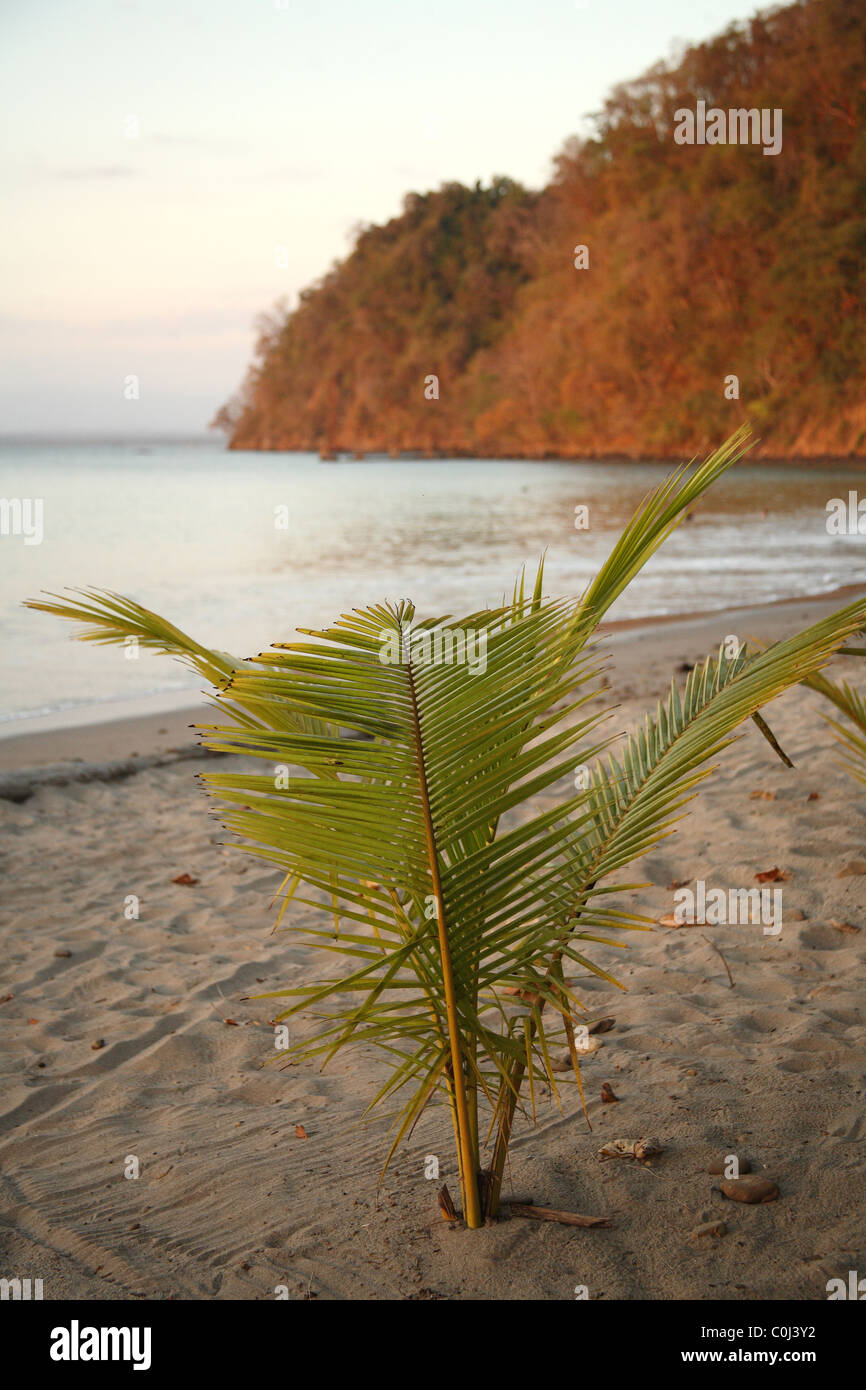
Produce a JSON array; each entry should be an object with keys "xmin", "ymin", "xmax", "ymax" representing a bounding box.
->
[{"xmin": 1, "ymin": 0, "xmax": 767, "ymax": 435}]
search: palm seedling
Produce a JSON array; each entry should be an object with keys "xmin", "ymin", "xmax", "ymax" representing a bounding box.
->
[{"xmin": 26, "ymin": 427, "xmax": 866, "ymax": 1228}]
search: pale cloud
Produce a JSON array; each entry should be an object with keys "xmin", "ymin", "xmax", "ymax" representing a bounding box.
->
[{"xmin": 1, "ymin": 0, "xmax": 765, "ymax": 433}]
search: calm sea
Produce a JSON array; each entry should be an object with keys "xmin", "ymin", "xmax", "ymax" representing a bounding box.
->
[{"xmin": 1, "ymin": 438, "xmax": 863, "ymax": 728}]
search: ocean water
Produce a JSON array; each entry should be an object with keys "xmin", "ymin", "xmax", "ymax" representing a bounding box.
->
[{"xmin": 1, "ymin": 438, "xmax": 864, "ymax": 728}]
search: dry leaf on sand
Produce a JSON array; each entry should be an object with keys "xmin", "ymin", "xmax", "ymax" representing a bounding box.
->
[
  {"xmin": 754, "ymin": 867, "xmax": 791, "ymax": 883},
  {"xmin": 598, "ymin": 1137, "xmax": 663, "ymax": 1162}
]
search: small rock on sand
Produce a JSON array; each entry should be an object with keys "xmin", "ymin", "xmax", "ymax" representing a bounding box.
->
[
  {"xmin": 691, "ymin": 1220, "xmax": 727, "ymax": 1239},
  {"xmin": 719, "ymin": 1175, "xmax": 778, "ymax": 1204}
]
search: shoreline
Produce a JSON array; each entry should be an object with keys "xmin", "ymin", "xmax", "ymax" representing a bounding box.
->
[
  {"xmin": 0, "ymin": 586, "xmax": 861, "ymax": 781},
  {"xmin": 6, "ymin": 434, "xmax": 866, "ymax": 467},
  {"xmin": 233, "ymin": 443, "xmax": 866, "ymax": 466}
]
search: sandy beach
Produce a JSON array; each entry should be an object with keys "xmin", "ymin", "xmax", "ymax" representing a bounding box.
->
[{"xmin": 1, "ymin": 594, "xmax": 864, "ymax": 1301}]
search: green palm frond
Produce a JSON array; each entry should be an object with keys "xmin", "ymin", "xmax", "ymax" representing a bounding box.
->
[
  {"xmin": 24, "ymin": 429, "xmax": 866, "ymax": 1229},
  {"xmin": 23, "ymin": 587, "xmax": 337, "ymax": 741},
  {"xmin": 203, "ymin": 593, "xmax": 866, "ymax": 1225},
  {"xmin": 24, "ymin": 588, "xmax": 240, "ymax": 687},
  {"xmin": 198, "ymin": 598, "xmax": 615, "ymax": 1226},
  {"xmin": 579, "ymin": 424, "xmax": 753, "ymax": 627},
  {"xmin": 583, "ymin": 611, "xmax": 865, "ymax": 885},
  {"xmin": 482, "ymin": 605, "xmax": 866, "ymax": 1211},
  {"xmin": 804, "ymin": 667, "xmax": 866, "ymax": 785}
]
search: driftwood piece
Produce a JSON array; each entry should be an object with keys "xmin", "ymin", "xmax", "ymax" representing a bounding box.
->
[{"xmin": 507, "ymin": 1202, "xmax": 611, "ymax": 1228}]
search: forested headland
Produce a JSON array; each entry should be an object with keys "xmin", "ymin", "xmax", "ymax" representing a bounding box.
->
[{"xmin": 215, "ymin": 0, "xmax": 866, "ymax": 460}]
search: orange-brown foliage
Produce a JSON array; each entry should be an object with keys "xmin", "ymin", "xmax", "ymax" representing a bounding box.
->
[{"xmin": 217, "ymin": 0, "xmax": 866, "ymax": 459}]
